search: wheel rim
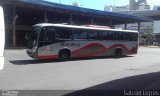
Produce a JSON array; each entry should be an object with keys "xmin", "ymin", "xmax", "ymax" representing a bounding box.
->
[
  {"xmin": 61, "ymin": 53, "xmax": 68, "ymax": 60},
  {"xmin": 115, "ymin": 49, "xmax": 122, "ymax": 57},
  {"xmin": 60, "ymin": 52, "xmax": 69, "ymax": 60}
]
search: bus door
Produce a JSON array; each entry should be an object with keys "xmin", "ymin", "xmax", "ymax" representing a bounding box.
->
[{"xmin": 38, "ymin": 27, "xmax": 55, "ymax": 57}]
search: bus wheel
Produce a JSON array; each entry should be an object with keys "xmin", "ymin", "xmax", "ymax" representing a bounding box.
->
[
  {"xmin": 114, "ymin": 48, "xmax": 123, "ymax": 58},
  {"xmin": 59, "ymin": 50, "xmax": 70, "ymax": 61}
]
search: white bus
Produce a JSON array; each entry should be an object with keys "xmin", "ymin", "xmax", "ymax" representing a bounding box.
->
[
  {"xmin": 26, "ymin": 23, "xmax": 138, "ymax": 60},
  {"xmin": 0, "ymin": 6, "xmax": 5, "ymax": 70}
]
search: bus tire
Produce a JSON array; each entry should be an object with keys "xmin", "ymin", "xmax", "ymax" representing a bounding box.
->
[
  {"xmin": 59, "ymin": 49, "xmax": 71, "ymax": 61},
  {"xmin": 114, "ymin": 48, "xmax": 123, "ymax": 58}
]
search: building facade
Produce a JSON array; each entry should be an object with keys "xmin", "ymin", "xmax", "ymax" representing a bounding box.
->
[
  {"xmin": 104, "ymin": 0, "xmax": 153, "ymax": 35},
  {"xmin": 104, "ymin": 5, "xmax": 130, "ymax": 12},
  {"xmin": 153, "ymin": 6, "xmax": 160, "ymax": 33},
  {"xmin": 153, "ymin": 6, "xmax": 160, "ymax": 10},
  {"xmin": 133, "ymin": 0, "xmax": 150, "ymax": 11},
  {"xmin": 104, "ymin": 0, "xmax": 150, "ymax": 12}
]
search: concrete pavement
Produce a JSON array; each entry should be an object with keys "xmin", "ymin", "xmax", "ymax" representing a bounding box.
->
[{"xmin": 0, "ymin": 47, "xmax": 160, "ymax": 91}]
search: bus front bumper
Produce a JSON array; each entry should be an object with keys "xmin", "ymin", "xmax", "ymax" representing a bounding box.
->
[{"xmin": 26, "ymin": 49, "xmax": 37, "ymax": 59}]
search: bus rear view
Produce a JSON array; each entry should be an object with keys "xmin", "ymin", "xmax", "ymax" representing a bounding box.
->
[{"xmin": 0, "ymin": 6, "xmax": 5, "ymax": 70}]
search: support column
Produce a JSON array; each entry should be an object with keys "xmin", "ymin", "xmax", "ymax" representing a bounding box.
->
[
  {"xmin": 69, "ymin": 14, "xmax": 73, "ymax": 24},
  {"xmin": 124, "ymin": 23, "xmax": 127, "ymax": 30},
  {"xmin": 44, "ymin": 11, "xmax": 48, "ymax": 23},
  {"xmin": 138, "ymin": 22, "xmax": 141, "ymax": 32},
  {"xmin": 12, "ymin": 5, "xmax": 16, "ymax": 47},
  {"xmin": 109, "ymin": 19, "xmax": 112, "ymax": 27},
  {"xmin": 91, "ymin": 16, "xmax": 94, "ymax": 25}
]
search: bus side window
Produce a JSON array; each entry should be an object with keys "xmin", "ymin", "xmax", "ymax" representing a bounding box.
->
[
  {"xmin": 125, "ymin": 33, "xmax": 130, "ymax": 41},
  {"xmin": 46, "ymin": 27, "xmax": 55, "ymax": 42},
  {"xmin": 125, "ymin": 33, "xmax": 138, "ymax": 41},
  {"xmin": 133, "ymin": 33, "xmax": 138, "ymax": 41},
  {"xmin": 102, "ymin": 31, "xmax": 114, "ymax": 40},
  {"xmin": 38, "ymin": 27, "xmax": 55, "ymax": 47},
  {"xmin": 39, "ymin": 28, "xmax": 45, "ymax": 41},
  {"xmin": 88, "ymin": 31, "xmax": 100, "ymax": 40},
  {"xmin": 73, "ymin": 29, "xmax": 88, "ymax": 40},
  {"xmin": 114, "ymin": 32, "xmax": 124, "ymax": 41},
  {"xmin": 55, "ymin": 27, "xmax": 72, "ymax": 41},
  {"xmin": 39, "ymin": 27, "xmax": 54, "ymax": 42}
]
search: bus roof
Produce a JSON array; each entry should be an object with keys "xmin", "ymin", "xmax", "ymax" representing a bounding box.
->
[{"xmin": 33, "ymin": 23, "xmax": 138, "ymax": 33}]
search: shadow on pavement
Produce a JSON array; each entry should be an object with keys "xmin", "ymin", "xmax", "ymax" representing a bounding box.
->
[
  {"xmin": 9, "ymin": 56, "xmax": 133, "ymax": 65},
  {"xmin": 9, "ymin": 59, "xmax": 56, "ymax": 65},
  {"xmin": 64, "ymin": 71, "xmax": 160, "ymax": 96}
]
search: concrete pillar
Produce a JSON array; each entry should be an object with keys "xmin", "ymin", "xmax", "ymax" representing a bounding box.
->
[
  {"xmin": 138, "ymin": 22, "xmax": 141, "ymax": 32},
  {"xmin": 12, "ymin": 5, "xmax": 16, "ymax": 47},
  {"xmin": 124, "ymin": 23, "xmax": 127, "ymax": 30},
  {"xmin": 109, "ymin": 19, "xmax": 112, "ymax": 27},
  {"xmin": 91, "ymin": 16, "xmax": 94, "ymax": 25},
  {"xmin": 69, "ymin": 14, "xmax": 73, "ymax": 24},
  {"xmin": 44, "ymin": 11, "xmax": 48, "ymax": 23}
]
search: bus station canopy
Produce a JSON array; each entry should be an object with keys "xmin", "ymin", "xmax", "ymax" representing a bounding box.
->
[
  {"xmin": 120, "ymin": 10, "xmax": 160, "ymax": 20},
  {"xmin": 1, "ymin": 0, "xmax": 152, "ymax": 25}
]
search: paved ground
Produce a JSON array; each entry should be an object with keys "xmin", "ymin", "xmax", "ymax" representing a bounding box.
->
[{"xmin": 1, "ymin": 47, "xmax": 160, "ymax": 92}]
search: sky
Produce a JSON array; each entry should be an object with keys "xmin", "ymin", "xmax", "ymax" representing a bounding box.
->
[{"xmin": 44, "ymin": 0, "xmax": 160, "ymax": 10}]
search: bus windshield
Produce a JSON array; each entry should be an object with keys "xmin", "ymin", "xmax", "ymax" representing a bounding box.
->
[{"xmin": 27, "ymin": 26, "xmax": 41, "ymax": 49}]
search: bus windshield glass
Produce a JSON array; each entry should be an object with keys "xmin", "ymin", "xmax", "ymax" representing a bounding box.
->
[{"xmin": 27, "ymin": 26, "xmax": 41, "ymax": 49}]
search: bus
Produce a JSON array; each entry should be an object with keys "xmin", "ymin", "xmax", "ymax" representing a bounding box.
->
[
  {"xmin": 26, "ymin": 23, "xmax": 138, "ymax": 60},
  {"xmin": 0, "ymin": 6, "xmax": 5, "ymax": 70}
]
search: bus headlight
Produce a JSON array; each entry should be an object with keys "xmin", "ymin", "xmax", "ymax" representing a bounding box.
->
[{"xmin": 32, "ymin": 47, "xmax": 37, "ymax": 53}]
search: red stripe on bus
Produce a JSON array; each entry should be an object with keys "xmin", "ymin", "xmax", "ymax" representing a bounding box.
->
[
  {"xmin": 72, "ymin": 43, "xmax": 106, "ymax": 57},
  {"xmin": 72, "ymin": 43, "xmax": 106, "ymax": 53},
  {"xmin": 106, "ymin": 44, "xmax": 131, "ymax": 54},
  {"xmin": 37, "ymin": 43, "xmax": 136, "ymax": 59}
]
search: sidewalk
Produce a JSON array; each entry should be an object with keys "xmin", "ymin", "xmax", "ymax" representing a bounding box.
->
[
  {"xmin": 5, "ymin": 47, "xmax": 27, "ymax": 50},
  {"xmin": 139, "ymin": 46, "xmax": 160, "ymax": 48}
]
